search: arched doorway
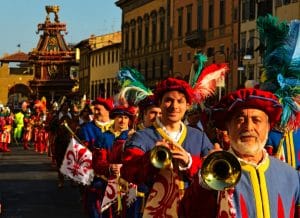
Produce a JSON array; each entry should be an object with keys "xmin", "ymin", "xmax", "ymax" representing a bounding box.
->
[{"xmin": 7, "ymin": 83, "xmax": 32, "ymax": 111}]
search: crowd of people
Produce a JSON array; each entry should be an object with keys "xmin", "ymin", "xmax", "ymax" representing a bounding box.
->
[
  {"xmin": 1, "ymin": 75, "xmax": 299, "ymax": 218},
  {"xmin": 0, "ymin": 14, "xmax": 299, "ymax": 218}
]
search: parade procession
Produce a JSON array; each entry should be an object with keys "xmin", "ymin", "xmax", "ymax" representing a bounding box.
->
[{"xmin": 0, "ymin": 1, "xmax": 300, "ymax": 218}]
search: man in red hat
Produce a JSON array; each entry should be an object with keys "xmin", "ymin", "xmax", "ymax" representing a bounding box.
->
[
  {"xmin": 179, "ymin": 88, "xmax": 300, "ymax": 218},
  {"xmin": 92, "ymin": 105, "xmax": 139, "ymax": 217},
  {"xmin": 78, "ymin": 97, "xmax": 115, "ymax": 218},
  {"xmin": 79, "ymin": 97, "xmax": 114, "ymax": 149},
  {"xmin": 121, "ymin": 77, "xmax": 214, "ymax": 217}
]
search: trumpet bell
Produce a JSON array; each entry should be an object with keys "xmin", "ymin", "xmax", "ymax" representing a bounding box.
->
[
  {"xmin": 150, "ymin": 146, "xmax": 172, "ymax": 169},
  {"xmin": 201, "ymin": 151, "xmax": 241, "ymax": 190}
]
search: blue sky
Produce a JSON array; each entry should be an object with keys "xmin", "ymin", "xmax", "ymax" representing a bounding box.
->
[{"xmin": 0, "ymin": 0, "xmax": 121, "ymax": 56}]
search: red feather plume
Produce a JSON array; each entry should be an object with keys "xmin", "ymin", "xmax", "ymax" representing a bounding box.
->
[{"xmin": 193, "ymin": 63, "xmax": 229, "ymax": 103}]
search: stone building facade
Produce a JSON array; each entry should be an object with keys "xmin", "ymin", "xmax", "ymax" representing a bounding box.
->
[
  {"xmin": 76, "ymin": 32, "xmax": 121, "ymax": 100},
  {"xmin": 116, "ymin": 0, "xmax": 171, "ymax": 88},
  {"xmin": 0, "ymin": 52, "xmax": 33, "ymax": 108},
  {"xmin": 116, "ymin": 0, "xmax": 240, "ymax": 91},
  {"xmin": 240, "ymin": 0, "xmax": 299, "ymax": 88}
]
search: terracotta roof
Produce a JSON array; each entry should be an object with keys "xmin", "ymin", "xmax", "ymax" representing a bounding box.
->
[{"xmin": 0, "ymin": 51, "xmax": 29, "ymax": 62}]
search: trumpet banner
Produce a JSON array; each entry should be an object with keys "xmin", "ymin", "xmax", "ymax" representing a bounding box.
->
[
  {"xmin": 143, "ymin": 169, "xmax": 181, "ymax": 218},
  {"xmin": 60, "ymin": 138, "xmax": 94, "ymax": 185}
]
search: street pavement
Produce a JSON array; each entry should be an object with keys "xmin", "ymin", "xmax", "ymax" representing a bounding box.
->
[{"xmin": 0, "ymin": 144, "xmax": 87, "ymax": 218}]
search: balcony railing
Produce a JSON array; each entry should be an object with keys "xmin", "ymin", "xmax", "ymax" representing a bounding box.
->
[{"xmin": 184, "ymin": 30, "xmax": 206, "ymax": 48}]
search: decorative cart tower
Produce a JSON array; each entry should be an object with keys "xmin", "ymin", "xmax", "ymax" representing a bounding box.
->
[{"xmin": 28, "ymin": 5, "xmax": 78, "ymax": 103}]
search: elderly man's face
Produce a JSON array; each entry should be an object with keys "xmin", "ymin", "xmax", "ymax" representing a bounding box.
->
[{"xmin": 226, "ymin": 108, "xmax": 270, "ymax": 156}]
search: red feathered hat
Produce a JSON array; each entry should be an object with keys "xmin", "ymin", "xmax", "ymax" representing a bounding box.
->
[
  {"xmin": 212, "ymin": 88, "xmax": 282, "ymax": 130},
  {"xmin": 92, "ymin": 97, "xmax": 114, "ymax": 111},
  {"xmin": 154, "ymin": 78, "xmax": 194, "ymax": 104},
  {"xmin": 109, "ymin": 105, "xmax": 137, "ymax": 121}
]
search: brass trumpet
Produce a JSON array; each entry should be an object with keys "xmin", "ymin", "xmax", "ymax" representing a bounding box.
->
[
  {"xmin": 150, "ymin": 146, "xmax": 172, "ymax": 169},
  {"xmin": 201, "ymin": 151, "xmax": 241, "ymax": 190}
]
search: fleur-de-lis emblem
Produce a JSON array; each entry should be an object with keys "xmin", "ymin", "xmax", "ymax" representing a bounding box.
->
[{"xmin": 66, "ymin": 143, "xmax": 92, "ymax": 177}]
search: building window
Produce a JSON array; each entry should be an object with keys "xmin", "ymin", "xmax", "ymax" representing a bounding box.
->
[
  {"xmin": 112, "ymin": 80, "xmax": 119, "ymax": 96},
  {"xmin": 219, "ymin": 45, "xmax": 225, "ymax": 53},
  {"xmin": 99, "ymin": 53, "xmax": 101, "ymax": 66},
  {"xmin": 145, "ymin": 60, "xmax": 148, "ymax": 80},
  {"xmin": 258, "ymin": 1, "xmax": 272, "ymax": 17},
  {"xmin": 219, "ymin": 0, "xmax": 225, "ymax": 26},
  {"xmin": 178, "ymin": 8, "xmax": 183, "ymax": 37},
  {"xmin": 131, "ymin": 20, "xmax": 136, "ymax": 50},
  {"xmin": 242, "ymin": 0, "xmax": 248, "ymax": 21},
  {"xmin": 108, "ymin": 51, "xmax": 110, "ymax": 64},
  {"xmin": 103, "ymin": 52, "xmax": 106, "ymax": 65},
  {"xmin": 144, "ymin": 15, "xmax": 149, "ymax": 46},
  {"xmin": 137, "ymin": 17, "xmax": 143, "ymax": 48},
  {"xmin": 112, "ymin": 50, "xmax": 114, "ymax": 63},
  {"xmin": 208, "ymin": 0, "xmax": 214, "ymax": 29},
  {"xmin": 125, "ymin": 31, "xmax": 129, "ymax": 52},
  {"xmin": 99, "ymin": 82, "xmax": 105, "ymax": 98},
  {"xmin": 275, "ymin": 0, "xmax": 282, "ymax": 6},
  {"xmin": 187, "ymin": 52, "xmax": 191, "ymax": 61},
  {"xmin": 116, "ymin": 49, "xmax": 119, "ymax": 62},
  {"xmin": 207, "ymin": 47, "xmax": 215, "ymax": 57},
  {"xmin": 107, "ymin": 80, "xmax": 111, "ymax": 98},
  {"xmin": 152, "ymin": 59, "xmax": 155, "ymax": 79},
  {"xmin": 124, "ymin": 23, "xmax": 129, "ymax": 52},
  {"xmin": 160, "ymin": 57, "xmax": 164, "ymax": 78},
  {"xmin": 186, "ymin": 5, "xmax": 192, "ymax": 34},
  {"xmin": 151, "ymin": 12, "xmax": 157, "ymax": 44},
  {"xmin": 131, "ymin": 28, "xmax": 136, "ymax": 50},
  {"xmin": 247, "ymin": 64, "xmax": 254, "ymax": 80},
  {"xmin": 242, "ymin": 0, "xmax": 255, "ymax": 21},
  {"xmin": 159, "ymin": 15, "xmax": 165, "ymax": 42},
  {"xmin": 197, "ymin": 0, "xmax": 203, "ymax": 31},
  {"xmin": 178, "ymin": 52, "xmax": 182, "ymax": 62},
  {"xmin": 249, "ymin": 0, "xmax": 255, "ymax": 20},
  {"xmin": 91, "ymin": 81, "xmax": 95, "ymax": 100},
  {"xmin": 248, "ymin": 29, "xmax": 255, "ymax": 55},
  {"xmin": 240, "ymin": 32, "xmax": 247, "ymax": 55}
]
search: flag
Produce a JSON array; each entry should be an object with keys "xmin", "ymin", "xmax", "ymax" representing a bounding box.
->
[
  {"xmin": 60, "ymin": 138, "xmax": 94, "ymax": 185},
  {"xmin": 101, "ymin": 178, "xmax": 138, "ymax": 212},
  {"xmin": 101, "ymin": 178, "xmax": 119, "ymax": 212}
]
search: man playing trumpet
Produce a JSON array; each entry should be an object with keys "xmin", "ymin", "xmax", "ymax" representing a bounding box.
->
[
  {"xmin": 121, "ymin": 78, "xmax": 213, "ymax": 217},
  {"xmin": 179, "ymin": 88, "xmax": 300, "ymax": 218}
]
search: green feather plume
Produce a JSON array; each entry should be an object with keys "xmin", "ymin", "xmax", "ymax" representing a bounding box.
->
[{"xmin": 116, "ymin": 67, "xmax": 152, "ymax": 106}]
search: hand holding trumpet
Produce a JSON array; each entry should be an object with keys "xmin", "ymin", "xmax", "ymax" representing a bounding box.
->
[{"xmin": 152, "ymin": 139, "xmax": 191, "ymax": 169}]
